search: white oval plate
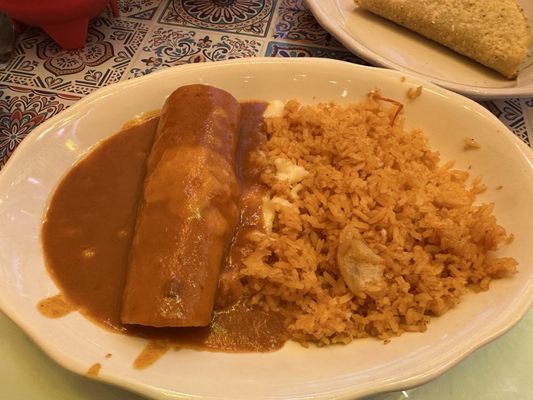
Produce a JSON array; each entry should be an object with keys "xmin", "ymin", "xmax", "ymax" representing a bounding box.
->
[
  {"xmin": 305, "ymin": 0, "xmax": 533, "ymax": 99},
  {"xmin": 1, "ymin": 58, "xmax": 533, "ymax": 400}
]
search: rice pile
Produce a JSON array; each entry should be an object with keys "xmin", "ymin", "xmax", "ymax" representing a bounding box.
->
[{"xmin": 240, "ymin": 92, "xmax": 518, "ymax": 345}]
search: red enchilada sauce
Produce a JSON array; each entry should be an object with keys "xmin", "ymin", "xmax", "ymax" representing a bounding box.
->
[{"xmin": 41, "ymin": 102, "xmax": 287, "ymax": 356}]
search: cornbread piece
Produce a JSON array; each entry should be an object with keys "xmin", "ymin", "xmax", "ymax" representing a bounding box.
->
[{"xmin": 355, "ymin": 0, "xmax": 531, "ymax": 78}]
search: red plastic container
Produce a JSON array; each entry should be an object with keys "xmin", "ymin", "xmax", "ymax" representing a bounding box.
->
[{"xmin": 0, "ymin": 0, "xmax": 119, "ymax": 49}]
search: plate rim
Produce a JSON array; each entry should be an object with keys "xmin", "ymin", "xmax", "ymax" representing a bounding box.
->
[
  {"xmin": 1, "ymin": 57, "xmax": 533, "ymax": 400},
  {"xmin": 304, "ymin": 0, "xmax": 533, "ymax": 99}
]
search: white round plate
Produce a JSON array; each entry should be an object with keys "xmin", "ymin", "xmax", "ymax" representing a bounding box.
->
[
  {"xmin": 305, "ymin": 0, "xmax": 533, "ymax": 99},
  {"xmin": 1, "ymin": 58, "xmax": 533, "ymax": 400}
]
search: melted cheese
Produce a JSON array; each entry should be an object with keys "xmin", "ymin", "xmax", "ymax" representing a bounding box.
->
[
  {"xmin": 274, "ymin": 158, "xmax": 309, "ymax": 184},
  {"xmin": 264, "ymin": 100, "xmax": 285, "ymax": 118},
  {"xmin": 262, "ymin": 196, "xmax": 294, "ymax": 234}
]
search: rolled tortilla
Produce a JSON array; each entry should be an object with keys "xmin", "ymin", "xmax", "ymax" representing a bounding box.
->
[
  {"xmin": 121, "ymin": 84, "xmax": 241, "ymax": 327},
  {"xmin": 355, "ymin": 0, "xmax": 531, "ymax": 79}
]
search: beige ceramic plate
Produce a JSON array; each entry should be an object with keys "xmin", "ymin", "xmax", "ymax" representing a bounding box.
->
[{"xmin": 306, "ymin": 0, "xmax": 533, "ymax": 99}]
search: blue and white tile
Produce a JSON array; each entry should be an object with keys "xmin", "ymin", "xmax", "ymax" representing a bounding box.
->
[
  {"xmin": 0, "ymin": 84, "xmax": 81, "ymax": 168},
  {"xmin": 0, "ymin": 18, "xmax": 149, "ymax": 96},
  {"xmin": 158, "ymin": 0, "xmax": 276, "ymax": 37},
  {"xmin": 272, "ymin": 0, "xmax": 341, "ymax": 47},
  {"xmin": 127, "ymin": 27, "xmax": 264, "ymax": 78},
  {"xmin": 264, "ymin": 41, "xmax": 369, "ymax": 64},
  {"xmin": 118, "ymin": 0, "xmax": 165, "ymax": 21},
  {"xmin": 521, "ymin": 98, "xmax": 533, "ymax": 146},
  {"xmin": 482, "ymin": 98, "xmax": 531, "ymax": 146}
]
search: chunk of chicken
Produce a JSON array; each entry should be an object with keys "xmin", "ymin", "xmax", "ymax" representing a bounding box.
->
[{"xmin": 337, "ymin": 222, "xmax": 385, "ymax": 294}]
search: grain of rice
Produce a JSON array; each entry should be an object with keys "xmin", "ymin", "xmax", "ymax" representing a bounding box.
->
[
  {"xmin": 464, "ymin": 137, "xmax": 481, "ymax": 149},
  {"xmin": 406, "ymin": 86, "xmax": 423, "ymax": 100}
]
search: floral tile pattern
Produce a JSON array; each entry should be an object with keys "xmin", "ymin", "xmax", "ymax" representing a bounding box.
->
[
  {"xmin": 158, "ymin": 0, "xmax": 276, "ymax": 37},
  {"xmin": 118, "ymin": 0, "xmax": 164, "ymax": 21},
  {"xmin": 273, "ymin": 0, "xmax": 341, "ymax": 47},
  {"xmin": 522, "ymin": 98, "xmax": 533, "ymax": 145},
  {"xmin": 483, "ymin": 99, "xmax": 530, "ymax": 145},
  {"xmin": 265, "ymin": 41, "xmax": 369, "ymax": 64},
  {"xmin": 128, "ymin": 27, "xmax": 263, "ymax": 78},
  {"xmin": 0, "ymin": 85, "xmax": 81, "ymax": 167},
  {"xmin": 0, "ymin": 18, "xmax": 149, "ymax": 96}
]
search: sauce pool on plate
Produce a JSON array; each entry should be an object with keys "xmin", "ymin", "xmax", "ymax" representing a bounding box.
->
[{"xmin": 41, "ymin": 102, "xmax": 287, "ymax": 357}]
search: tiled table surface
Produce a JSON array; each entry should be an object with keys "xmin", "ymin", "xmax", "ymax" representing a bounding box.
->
[{"xmin": 1, "ymin": 1, "xmax": 532, "ymax": 399}]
